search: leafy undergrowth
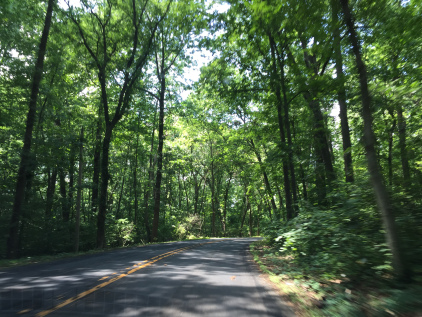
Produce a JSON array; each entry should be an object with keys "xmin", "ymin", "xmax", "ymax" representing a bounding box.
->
[{"xmin": 251, "ymin": 240, "xmax": 422, "ymax": 317}]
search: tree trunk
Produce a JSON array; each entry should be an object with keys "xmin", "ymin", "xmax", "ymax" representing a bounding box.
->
[
  {"xmin": 143, "ymin": 103, "xmax": 157, "ymax": 242},
  {"xmin": 91, "ymin": 111, "xmax": 102, "ymax": 216},
  {"xmin": 332, "ymin": 0, "xmax": 354, "ymax": 182},
  {"xmin": 304, "ymin": 97, "xmax": 330, "ymax": 204},
  {"xmin": 239, "ymin": 195, "xmax": 250, "ymax": 237},
  {"xmin": 307, "ymin": 96, "xmax": 336, "ymax": 182},
  {"xmin": 97, "ymin": 125, "xmax": 113, "ymax": 248},
  {"xmin": 274, "ymin": 41, "xmax": 298, "ymax": 207},
  {"xmin": 74, "ymin": 127, "xmax": 83, "ymax": 253},
  {"xmin": 299, "ymin": 163, "xmax": 308, "ymax": 200},
  {"xmin": 133, "ymin": 115, "xmax": 140, "ymax": 231},
  {"xmin": 250, "ymin": 140, "xmax": 278, "ymax": 215},
  {"xmin": 116, "ymin": 176, "xmax": 125, "ymax": 219},
  {"xmin": 293, "ymin": 119, "xmax": 309, "ymax": 201},
  {"xmin": 249, "ymin": 203, "xmax": 253, "ymax": 237},
  {"xmin": 68, "ymin": 141, "xmax": 76, "ymax": 219},
  {"xmin": 193, "ymin": 172, "xmax": 201, "ymax": 214},
  {"xmin": 92, "ymin": 123, "xmax": 101, "ymax": 218},
  {"xmin": 269, "ymin": 33, "xmax": 293, "ymax": 219},
  {"xmin": 388, "ymin": 111, "xmax": 397, "ymax": 186},
  {"xmin": 340, "ymin": 0, "xmax": 409, "ymax": 281},
  {"xmin": 282, "ymin": 71, "xmax": 298, "ymax": 208},
  {"xmin": 182, "ymin": 174, "xmax": 191, "ymax": 213},
  {"xmin": 209, "ymin": 140, "xmax": 216, "ymax": 237},
  {"xmin": 222, "ymin": 173, "xmax": 232, "ymax": 237},
  {"xmin": 178, "ymin": 173, "xmax": 183, "ymax": 210},
  {"xmin": 151, "ymin": 76, "xmax": 166, "ymax": 241},
  {"xmin": 298, "ymin": 35, "xmax": 336, "ymax": 195},
  {"xmin": 59, "ymin": 167, "xmax": 70, "ymax": 222},
  {"xmin": 45, "ymin": 167, "xmax": 57, "ymax": 218},
  {"xmin": 7, "ymin": 0, "xmax": 56, "ymax": 259},
  {"xmin": 397, "ymin": 106, "xmax": 411, "ymax": 186},
  {"xmin": 199, "ymin": 175, "xmax": 207, "ymax": 223}
]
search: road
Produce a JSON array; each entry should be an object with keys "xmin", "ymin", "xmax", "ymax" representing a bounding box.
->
[{"xmin": 0, "ymin": 238, "xmax": 294, "ymax": 316}]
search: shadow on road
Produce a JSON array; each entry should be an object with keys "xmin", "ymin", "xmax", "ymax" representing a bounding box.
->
[{"xmin": 0, "ymin": 238, "xmax": 293, "ymax": 316}]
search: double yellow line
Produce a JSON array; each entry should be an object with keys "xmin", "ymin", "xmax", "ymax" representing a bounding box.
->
[{"xmin": 35, "ymin": 242, "xmax": 215, "ymax": 316}]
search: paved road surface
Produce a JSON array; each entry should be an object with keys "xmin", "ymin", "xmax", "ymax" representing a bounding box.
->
[{"xmin": 0, "ymin": 238, "xmax": 294, "ymax": 316}]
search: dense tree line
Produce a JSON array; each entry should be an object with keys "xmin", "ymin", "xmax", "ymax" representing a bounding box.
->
[{"xmin": 1, "ymin": 0, "xmax": 421, "ymax": 282}]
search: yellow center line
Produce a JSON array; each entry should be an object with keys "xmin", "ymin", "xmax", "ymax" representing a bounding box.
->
[{"xmin": 35, "ymin": 243, "xmax": 211, "ymax": 317}]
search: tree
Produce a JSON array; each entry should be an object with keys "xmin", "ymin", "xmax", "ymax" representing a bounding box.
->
[
  {"xmin": 7, "ymin": 0, "xmax": 57, "ymax": 259},
  {"xmin": 331, "ymin": 0, "xmax": 354, "ymax": 182},
  {"xmin": 74, "ymin": 127, "xmax": 84, "ymax": 253},
  {"xmin": 339, "ymin": 0, "xmax": 408, "ymax": 280},
  {"xmin": 149, "ymin": 0, "xmax": 204, "ymax": 241},
  {"xmin": 67, "ymin": 0, "xmax": 171, "ymax": 248}
]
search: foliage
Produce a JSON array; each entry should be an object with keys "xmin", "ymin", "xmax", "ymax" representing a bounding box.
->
[
  {"xmin": 267, "ymin": 191, "xmax": 389, "ymax": 280},
  {"xmin": 174, "ymin": 213, "xmax": 203, "ymax": 240},
  {"xmin": 107, "ymin": 218, "xmax": 136, "ymax": 247},
  {"xmin": 251, "ymin": 240, "xmax": 422, "ymax": 316}
]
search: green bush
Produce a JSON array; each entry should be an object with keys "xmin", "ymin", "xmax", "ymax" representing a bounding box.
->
[
  {"xmin": 107, "ymin": 218, "xmax": 136, "ymax": 247},
  {"xmin": 174, "ymin": 214, "xmax": 203, "ymax": 240},
  {"xmin": 267, "ymin": 190, "xmax": 390, "ymax": 280}
]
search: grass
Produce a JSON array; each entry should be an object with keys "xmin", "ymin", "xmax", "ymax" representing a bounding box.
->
[{"xmin": 250, "ymin": 240, "xmax": 422, "ymax": 317}]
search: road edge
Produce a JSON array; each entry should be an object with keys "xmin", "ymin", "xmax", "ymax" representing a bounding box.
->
[{"xmin": 244, "ymin": 240, "xmax": 297, "ymax": 317}]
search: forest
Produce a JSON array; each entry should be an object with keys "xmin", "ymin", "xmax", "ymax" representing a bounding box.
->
[{"xmin": 1, "ymin": 0, "xmax": 422, "ymax": 311}]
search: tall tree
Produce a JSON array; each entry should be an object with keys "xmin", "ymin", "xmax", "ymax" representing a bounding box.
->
[
  {"xmin": 7, "ymin": 0, "xmax": 57, "ymax": 259},
  {"xmin": 68, "ymin": 0, "xmax": 171, "ymax": 248},
  {"xmin": 269, "ymin": 34, "xmax": 294, "ymax": 218},
  {"xmin": 150, "ymin": 0, "xmax": 203, "ymax": 241},
  {"xmin": 74, "ymin": 127, "xmax": 84, "ymax": 253},
  {"xmin": 331, "ymin": 0, "xmax": 354, "ymax": 183},
  {"xmin": 339, "ymin": 0, "xmax": 408, "ymax": 280},
  {"xmin": 249, "ymin": 139, "xmax": 278, "ymax": 216}
]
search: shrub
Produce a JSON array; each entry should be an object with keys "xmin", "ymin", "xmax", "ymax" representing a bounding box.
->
[{"xmin": 268, "ymin": 192, "xmax": 390, "ymax": 280}]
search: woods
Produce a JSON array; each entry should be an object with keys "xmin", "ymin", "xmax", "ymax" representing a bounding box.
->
[{"xmin": 1, "ymin": 0, "xmax": 421, "ymax": 299}]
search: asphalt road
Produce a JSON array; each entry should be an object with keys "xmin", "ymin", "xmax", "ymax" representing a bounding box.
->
[{"xmin": 0, "ymin": 238, "xmax": 294, "ymax": 316}]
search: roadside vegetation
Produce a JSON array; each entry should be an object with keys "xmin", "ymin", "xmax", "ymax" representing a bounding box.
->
[
  {"xmin": 250, "ymin": 182, "xmax": 422, "ymax": 316},
  {"xmin": 252, "ymin": 239, "xmax": 422, "ymax": 316}
]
